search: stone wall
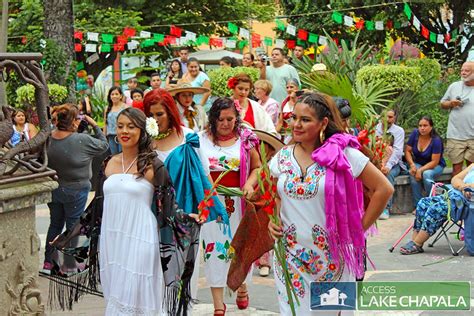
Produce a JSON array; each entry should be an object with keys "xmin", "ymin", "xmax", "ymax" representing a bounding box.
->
[{"xmin": 0, "ymin": 177, "xmax": 57, "ymax": 315}]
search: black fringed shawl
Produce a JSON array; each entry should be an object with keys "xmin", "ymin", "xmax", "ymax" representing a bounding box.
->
[{"xmin": 49, "ymin": 156, "xmax": 200, "ymax": 315}]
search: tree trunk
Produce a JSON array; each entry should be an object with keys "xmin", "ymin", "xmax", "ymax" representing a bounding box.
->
[
  {"xmin": 43, "ymin": 0, "xmax": 75, "ymax": 102},
  {"xmin": 0, "ymin": 0, "xmax": 9, "ymax": 106}
]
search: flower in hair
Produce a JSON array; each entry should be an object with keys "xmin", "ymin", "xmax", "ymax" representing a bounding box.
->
[
  {"xmin": 145, "ymin": 117, "xmax": 159, "ymax": 139},
  {"xmin": 234, "ymin": 99, "xmax": 242, "ymax": 112},
  {"xmin": 227, "ymin": 77, "xmax": 238, "ymax": 89}
]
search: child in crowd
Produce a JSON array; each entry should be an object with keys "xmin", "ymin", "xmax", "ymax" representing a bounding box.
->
[
  {"xmin": 123, "ymin": 77, "xmax": 138, "ymax": 106},
  {"xmin": 131, "ymin": 88, "xmax": 144, "ymax": 112}
]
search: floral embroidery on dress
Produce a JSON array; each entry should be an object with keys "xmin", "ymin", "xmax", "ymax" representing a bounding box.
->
[
  {"xmin": 202, "ymin": 240, "xmax": 234, "ymax": 262},
  {"xmin": 277, "ymin": 146, "xmax": 325, "ymax": 200},
  {"xmin": 311, "ymin": 225, "xmax": 344, "ymax": 281},
  {"xmin": 224, "ymin": 196, "xmax": 235, "ymax": 218},
  {"xmin": 208, "ymin": 156, "xmax": 240, "ymax": 171}
]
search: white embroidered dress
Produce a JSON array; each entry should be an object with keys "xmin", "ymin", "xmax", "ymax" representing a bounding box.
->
[
  {"xmin": 100, "ymin": 173, "xmax": 163, "ymax": 315},
  {"xmin": 269, "ymin": 145, "xmax": 368, "ymax": 315}
]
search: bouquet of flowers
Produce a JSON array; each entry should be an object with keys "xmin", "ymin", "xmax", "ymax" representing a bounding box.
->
[{"xmin": 357, "ymin": 117, "xmax": 391, "ymax": 170}]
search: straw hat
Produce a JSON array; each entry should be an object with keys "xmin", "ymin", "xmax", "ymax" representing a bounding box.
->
[
  {"xmin": 167, "ymin": 83, "xmax": 210, "ymax": 96},
  {"xmin": 253, "ymin": 129, "xmax": 284, "ymax": 152},
  {"xmin": 311, "ymin": 63, "xmax": 327, "ymax": 72}
]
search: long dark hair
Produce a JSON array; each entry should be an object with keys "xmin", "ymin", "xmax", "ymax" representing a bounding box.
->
[
  {"xmin": 297, "ymin": 92, "xmax": 345, "ymax": 144},
  {"xmin": 105, "ymin": 86, "xmax": 124, "ymax": 121},
  {"xmin": 116, "ymin": 107, "xmax": 156, "ymax": 178},
  {"xmin": 207, "ymin": 97, "xmax": 242, "ymax": 144},
  {"xmin": 419, "ymin": 115, "xmax": 440, "ymax": 139},
  {"xmin": 169, "ymin": 59, "xmax": 183, "ymax": 78}
]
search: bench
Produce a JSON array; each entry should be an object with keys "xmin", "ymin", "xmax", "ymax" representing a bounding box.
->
[{"xmin": 391, "ymin": 167, "xmax": 453, "ymax": 214}]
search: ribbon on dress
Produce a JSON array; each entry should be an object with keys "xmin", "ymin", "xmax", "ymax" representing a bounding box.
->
[{"xmin": 239, "ymin": 128, "xmax": 259, "ymax": 215}]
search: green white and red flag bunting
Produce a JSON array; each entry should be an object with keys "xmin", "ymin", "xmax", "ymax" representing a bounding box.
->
[
  {"xmin": 170, "ymin": 25, "xmax": 182, "ymax": 37},
  {"xmin": 297, "ymin": 29, "xmax": 308, "ymax": 41},
  {"xmin": 123, "ymin": 27, "xmax": 136, "ymax": 38},
  {"xmin": 74, "ymin": 31, "xmax": 83, "ymax": 40}
]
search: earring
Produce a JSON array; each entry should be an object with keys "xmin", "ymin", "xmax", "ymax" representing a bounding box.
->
[
  {"xmin": 319, "ymin": 129, "xmax": 325, "ymax": 144},
  {"xmin": 114, "ymin": 136, "xmax": 119, "ymax": 144}
]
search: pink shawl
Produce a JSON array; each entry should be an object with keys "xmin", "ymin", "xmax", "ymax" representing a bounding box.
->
[
  {"xmin": 239, "ymin": 128, "xmax": 259, "ymax": 215},
  {"xmin": 311, "ymin": 133, "xmax": 366, "ymax": 279}
]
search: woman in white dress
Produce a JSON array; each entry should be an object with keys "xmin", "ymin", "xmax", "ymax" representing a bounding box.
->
[
  {"xmin": 276, "ymin": 78, "xmax": 299, "ymax": 144},
  {"xmin": 199, "ymin": 97, "xmax": 261, "ymax": 315},
  {"xmin": 268, "ymin": 92, "xmax": 393, "ymax": 315}
]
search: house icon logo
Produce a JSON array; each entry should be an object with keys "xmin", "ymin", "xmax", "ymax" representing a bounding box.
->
[{"xmin": 311, "ymin": 282, "xmax": 356, "ymax": 311}]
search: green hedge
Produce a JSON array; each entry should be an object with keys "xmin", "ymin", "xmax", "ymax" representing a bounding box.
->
[
  {"xmin": 16, "ymin": 83, "xmax": 68, "ymax": 107},
  {"xmin": 405, "ymin": 58, "xmax": 441, "ymax": 83},
  {"xmin": 356, "ymin": 65, "xmax": 423, "ymax": 92},
  {"xmin": 207, "ymin": 66, "xmax": 260, "ymax": 97}
]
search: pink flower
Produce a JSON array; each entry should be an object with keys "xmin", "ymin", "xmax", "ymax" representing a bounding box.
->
[{"xmin": 208, "ymin": 157, "xmax": 219, "ymax": 169}]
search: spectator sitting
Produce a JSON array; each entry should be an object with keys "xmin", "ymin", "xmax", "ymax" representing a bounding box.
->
[
  {"xmin": 10, "ymin": 109, "xmax": 38, "ymax": 147},
  {"xmin": 400, "ymin": 163, "xmax": 474, "ymax": 255},
  {"xmin": 254, "ymin": 80, "xmax": 279, "ymax": 125},
  {"xmin": 131, "ymin": 88, "xmax": 144, "ymax": 112},
  {"xmin": 376, "ymin": 109, "xmax": 405, "ymax": 220},
  {"xmin": 144, "ymin": 72, "xmax": 162, "ymax": 95},
  {"xmin": 405, "ymin": 116, "xmax": 446, "ymax": 211}
]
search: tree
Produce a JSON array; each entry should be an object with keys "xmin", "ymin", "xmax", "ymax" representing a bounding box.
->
[{"xmin": 278, "ymin": 0, "xmax": 473, "ymax": 64}]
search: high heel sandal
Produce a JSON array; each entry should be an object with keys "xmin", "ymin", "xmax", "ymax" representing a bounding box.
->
[
  {"xmin": 236, "ymin": 290, "xmax": 249, "ymax": 310},
  {"xmin": 213, "ymin": 303, "xmax": 226, "ymax": 315}
]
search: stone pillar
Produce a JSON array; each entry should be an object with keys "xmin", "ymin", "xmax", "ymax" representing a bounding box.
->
[{"xmin": 0, "ymin": 177, "xmax": 58, "ymax": 315}]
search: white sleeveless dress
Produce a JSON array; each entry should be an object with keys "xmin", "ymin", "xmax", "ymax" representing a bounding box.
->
[{"xmin": 99, "ymin": 174, "xmax": 163, "ymax": 315}]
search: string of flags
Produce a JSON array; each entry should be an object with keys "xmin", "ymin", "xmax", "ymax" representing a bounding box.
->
[{"xmin": 60, "ymin": 2, "xmax": 464, "ymax": 58}]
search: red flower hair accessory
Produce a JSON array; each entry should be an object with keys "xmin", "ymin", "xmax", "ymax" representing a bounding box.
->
[{"xmin": 227, "ymin": 77, "xmax": 238, "ymax": 89}]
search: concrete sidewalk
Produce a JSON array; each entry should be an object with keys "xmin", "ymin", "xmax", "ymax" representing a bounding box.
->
[{"xmin": 36, "ymin": 203, "xmax": 474, "ymax": 315}]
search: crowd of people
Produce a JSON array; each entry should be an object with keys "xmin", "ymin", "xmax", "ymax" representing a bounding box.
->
[{"xmin": 7, "ymin": 44, "xmax": 474, "ymax": 314}]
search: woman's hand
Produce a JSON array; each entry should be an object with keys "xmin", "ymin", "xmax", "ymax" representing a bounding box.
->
[
  {"xmin": 84, "ymin": 115, "xmax": 99, "ymax": 128},
  {"xmin": 409, "ymin": 164, "xmax": 417, "ymax": 177},
  {"xmin": 189, "ymin": 213, "xmax": 206, "ymax": 225},
  {"xmin": 242, "ymin": 183, "xmax": 255, "ymax": 199},
  {"xmin": 268, "ymin": 218, "xmax": 283, "ymax": 241},
  {"xmin": 415, "ymin": 168, "xmax": 423, "ymax": 181}
]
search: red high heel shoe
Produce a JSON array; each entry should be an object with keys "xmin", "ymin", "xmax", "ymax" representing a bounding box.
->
[
  {"xmin": 214, "ymin": 303, "xmax": 226, "ymax": 315},
  {"xmin": 236, "ymin": 290, "xmax": 249, "ymax": 310}
]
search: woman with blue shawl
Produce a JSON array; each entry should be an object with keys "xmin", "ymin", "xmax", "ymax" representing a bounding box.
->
[{"xmin": 143, "ymin": 89, "xmax": 229, "ymax": 314}]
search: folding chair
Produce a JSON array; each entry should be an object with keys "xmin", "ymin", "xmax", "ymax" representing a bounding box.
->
[
  {"xmin": 389, "ymin": 182, "xmax": 449, "ymax": 253},
  {"xmin": 428, "ymin": 188, "xmax": 472, "ymax": 256}
]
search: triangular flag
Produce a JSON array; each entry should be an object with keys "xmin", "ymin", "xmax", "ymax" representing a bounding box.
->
[
  {"xmin": 264, "ymin": 36, "xmax": 273, "ymax": 46},
  {"xmin": 123, "ymin": 27, "xmax": 136, "ymax": 38},
  {"xmin": 286, "ymin": 39, "xmax": 296, "ymax": 49},
  {"xmin": 429, "ymin": 32, "xmax": 437, "ymax": 43},
  {"xmin": 308, "ymin": 33, "xmax": 318, "ymax": 44},
  {"xmin": 85, "ymin": 43, "xmax": 97, "ymax": 52},
  {"xmin": 140, "ymin": 31, "xmax": 151, "ymax": 38},
  {"xmin": 239, "ymin": 27, "xmax": 250, "ymax": 39},
  {"xmin": 355, "ymin": 20, "xmax": 365, "ymax": 30},
  {"xmin": 421, "ymin": 25, "xmax": 429, "ymax": 39},
  {"xmin": 332, "ymin": 11, "xmax": 343, "ymax": 24},
  {"xmin": 286, "ymin": 24, "xmax": 296, "ymax": 36},
  {"xmin": 365, "ymin": 21, "xmax": 374, "ymax": 31},
  {"xmin": 275, "ymin": 39, "xmax": 285, "ymax": 48},
  {"xmin": 375, "ymin": 21, "xmax": 384, "ymax": 30},
  {"xmin": 318, "ymin": 36, "xmax": 327, "ymax": 45},
  {"xmin": 275, "ymin": 19, "xmax": 286, "ymax": 31},
  {"xmin": 437, "ymin": 34, "xmax": 444, "ymax": 44},
  {"xmin": 74, "ymin": 43, "xmax": 82, "ymax": 52},
  {"xmin": 228, "ymin": 22, "xmax": 239, "ymax": 35},
  {"xmin": 74, "ymin": 31, "xmax": 83, "ymax": 41},
  {"xmin": 344, "ymin": 16, "xmax": 354, "ymax": 27},
  {"xmin": 413, "ymin": 16, "xmax": 421, "ymax": 31},
  {"xmin": 87, "ymin": 32, "xmax": 99, "ymax": 42},
  {"xmin": 170, "ymin": 25, "xmax": 182, "ymax": 37},
  {"xmin": 297, "ymin": 29, "xmax": 308, "ymax": 41},
  {"xmin": 101, "ymin": 34, "xmax": 114, "ymax": 44},
  {"xmin": 101, "ymin": 44, "xmax": 111, "ymax": 53},
  {"xmin": 403, "ymin": 3, "xmax": 412, "ymax": 19}
]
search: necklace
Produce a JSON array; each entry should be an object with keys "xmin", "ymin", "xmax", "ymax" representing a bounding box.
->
[
  {"xmin": 156, "ymin": 128, "xmax": 173, "ymax": 140},
  {"xmin": 216, "ymin": 132, "xmax": 237, "ymax": 142},
  {"xmin": 121, "ymin": 154, "xmax": 138, "ymax": 174}
]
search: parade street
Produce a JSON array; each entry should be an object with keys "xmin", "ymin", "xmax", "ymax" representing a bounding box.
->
[{"xmin": 36, "ymin": 200, "xmax": 474, "ymax": 316}]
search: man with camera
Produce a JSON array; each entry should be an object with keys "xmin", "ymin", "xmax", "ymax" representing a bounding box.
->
[
  {"xmin": 441, "ymin": 61, "xmax": 474, "ymax": 176},
  {"xmin": 256, "ymin": 48, "xmax": 300, "ymax": 104}
]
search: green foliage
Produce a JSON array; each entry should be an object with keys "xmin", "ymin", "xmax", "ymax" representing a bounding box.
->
[
  {"xmin": 15, "ymin": 84, "xmax": 68, "ymax": 107},
  {"xmin": 357, "ymin": 65, "xmax": 423, "ymax": 93},
  {"xmin": 405, "ymin": 58, "xmax": 441, "ymax": 83},
  {"xmin": 89, "ymin": 86, "xmax": 108, "ymax": 127},
  {"xmin": 207, "ymin": 67, "xmax": 260, "ymax": 97},
  {"xmin": 303, "ymin": 73, "xmax": 396, "ymax": 125}
]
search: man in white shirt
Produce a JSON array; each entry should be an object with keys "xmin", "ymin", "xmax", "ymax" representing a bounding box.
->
[
  {"xmin": 257, "ymin": 48, "xmax": 300, "ymax": 104},
  {"xmin": 440, "ymin": 61, "xmax": 474, "ymax": 176},
  {"xmin": 376, "ymin": 109, "xmax": 405, "ymax": 219}
]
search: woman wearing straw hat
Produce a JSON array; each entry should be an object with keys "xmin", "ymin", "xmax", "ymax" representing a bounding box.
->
[{"xmin": 168, "ymin": 83, "xmax": 209, "ymax": 132}]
